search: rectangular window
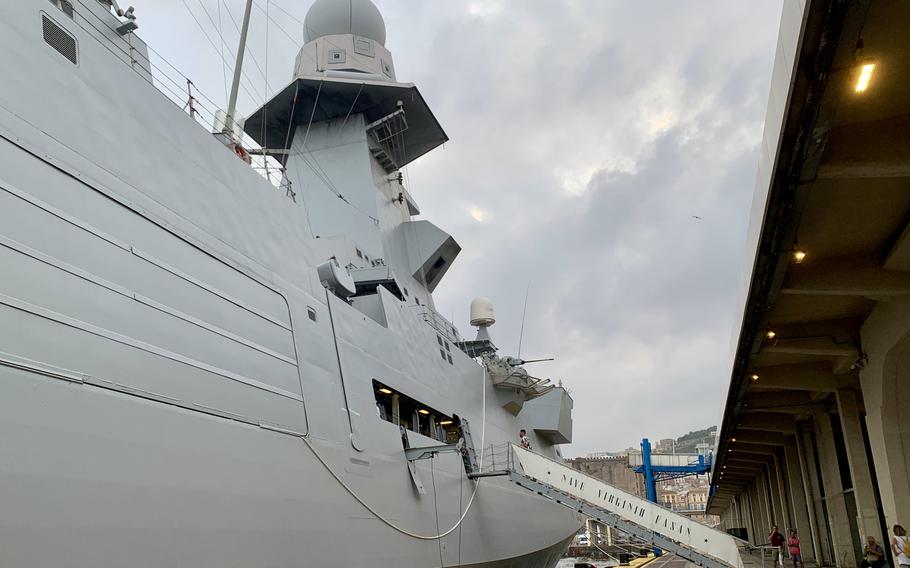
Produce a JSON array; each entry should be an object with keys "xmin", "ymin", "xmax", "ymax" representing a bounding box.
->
[{"xmin": 372, "ymin": 380, "xmax": 456, "ymax": 443}]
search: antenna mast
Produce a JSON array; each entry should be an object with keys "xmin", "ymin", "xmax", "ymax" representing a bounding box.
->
[
  {"xmin": 517, "ymin": 284, "xmax": 530, "ymax": 358},
  {"xmin": 224, "ymin": 0, "xmax": 254, "ymax": 137}
]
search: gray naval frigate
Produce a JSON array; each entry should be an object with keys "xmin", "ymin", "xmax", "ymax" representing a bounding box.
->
[{"xmin": 0, "ymin": 0, "xmax": 582, "ymax": 565}]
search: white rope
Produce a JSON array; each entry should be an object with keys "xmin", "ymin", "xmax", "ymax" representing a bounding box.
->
[{"xmin": 297, "ymin": 367, "xmax": 488, "ymax": 540}]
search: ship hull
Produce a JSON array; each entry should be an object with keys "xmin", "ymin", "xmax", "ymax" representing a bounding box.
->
[
  {"xmin": 0, "ymin": 356, "xmax": 580, "ymax": 567},
  {"xmin": 0, "ymin": 2, "xmax": 581, "ymax": 565}
]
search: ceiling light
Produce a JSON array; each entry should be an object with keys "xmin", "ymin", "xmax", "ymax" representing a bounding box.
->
[
  {"xmin": 766, "ymin": 330, "xmax": 776, "ymax": 340},
  {"xmin": 439, "ymin": 420, "xmax": 453, "ymax": 425},
  {"xmin": 418, "ymin": 409, "xmax": 430, "ymax": 415},
  {"xmin": 856, "ymin": 63, "xmax": 875, "ymax": 92},
  {"xmin": 792, "ymin": 250, "xmax": 807, "ymax": 264},
  {"xmin": 731, "ymin": 438, "xmax": 737, "ymax": 443},
  {"xmin": 378, "ymin": 387, "xmax": 393, "ymax": 395},
  {"xmin": 750, "ymin": 373, "xmax": 760, "ymax": 382}
]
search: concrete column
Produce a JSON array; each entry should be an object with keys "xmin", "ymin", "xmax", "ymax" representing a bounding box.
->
[
  {"xmin": 755, "ymin": 477, "xmax": 770, "ymax": 543},
  {"xmin": 785, "ymin": 440, "xmax": 817, "ymax": 562},
  {"xmin": 767, "ymin": 456, "xmax": 788, "ymax": 529},
  {"xmin": 836, "ymin": 388, "xmax": 884, "ymax": 544},
  {"xmin": 801, "ymin": 426, "xmax": 833, "ymax": 565},
  {"xmin": 743, "ymin": 487, "xmax": 758, "ymax": 544},
  {"xmin": 859, "ymin": 295, "xmax": 910, "ymax": 530},
  {"xmin": 815, "ymin": 411, "xmax": 857, "ymax": 567},
  {"xmin": 751, "ymin": 483, "xmax": 764, "ymax": 545},
  {"xmin": 774, "ymin": 455, "xmax": 793, "ymax": 535}
]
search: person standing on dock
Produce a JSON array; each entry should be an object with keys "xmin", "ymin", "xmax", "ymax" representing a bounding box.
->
[
  {"xmin": 788, "ymin": 529, "xmax": 803, "ymax": 568},
  {"xmin": 861, "ymin": 535, "xmax": 885, "ymax": 568},
  {"xmin": 769, "ymin": 526, "xmax": 785, "ymax": 567},
  {"xmin": 891, "ymin": 525, "xmax": 910, "ymax": 568},
  {"xmin": 519, "ymin": 429, "xmax": 531, "ymax": 450}
]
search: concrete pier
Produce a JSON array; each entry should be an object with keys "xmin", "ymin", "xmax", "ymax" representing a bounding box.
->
[{"xmin": 708, "ymin": 1, "xmax": 910, "ymax": 567}]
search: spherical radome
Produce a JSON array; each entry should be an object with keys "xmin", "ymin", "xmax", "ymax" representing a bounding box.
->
[
  {"xmin": 470, "ymin": 297, "xmax": 496, "ymax": 327},
  {"xmin": 304, "ymin": 0, "xmax": 387, "ymax": 46}
]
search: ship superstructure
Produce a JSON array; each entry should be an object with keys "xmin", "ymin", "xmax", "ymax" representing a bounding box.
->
[{"xmin": 0, "ymin": 0, "xmax": 579, "ymax": 566}]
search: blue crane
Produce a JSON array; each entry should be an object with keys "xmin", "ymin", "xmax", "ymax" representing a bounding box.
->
[
  {"xmin": 633, "ymin": 438, "xmax": 714, "ymax": 556},
  {"xmin": 634, "ymin": 438, "xmax": 713, "ymax": 502}
]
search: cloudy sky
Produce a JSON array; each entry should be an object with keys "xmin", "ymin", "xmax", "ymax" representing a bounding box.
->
[{"xmin": 135, "ymin": 0, "xmax": 784, "ymax": 456}]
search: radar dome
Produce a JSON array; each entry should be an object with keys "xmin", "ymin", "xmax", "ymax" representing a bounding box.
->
[
  {"xmin": 470, "ymin": 297, "xmax": 496, "ymax": 327},
  {"xmin": 304, "ymin": 0, "xmax": 387, "ymax": 46}
]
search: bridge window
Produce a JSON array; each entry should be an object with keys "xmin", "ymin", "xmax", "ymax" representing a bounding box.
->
[{"xmin": 373, "ymin": 379, "xmax": 457, "ymax": 442}]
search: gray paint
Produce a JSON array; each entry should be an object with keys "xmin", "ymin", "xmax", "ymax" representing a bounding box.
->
[{"xmin": 0, "ymin": 1, "xmax": 581, "ymax": 566}]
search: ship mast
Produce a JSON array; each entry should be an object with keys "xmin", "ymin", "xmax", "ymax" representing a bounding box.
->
[{"xmin": 223, "ymin": 0, "xmax": 253, "ymax": 137}]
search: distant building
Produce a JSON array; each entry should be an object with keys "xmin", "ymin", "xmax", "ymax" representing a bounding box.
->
[
  {"xmin": 655, "ymin": 438, "xmax": 675, "ymax": 453},
  {"xmin": 566, "ymin": 454, "xmax": 646, "ymax": 498}
]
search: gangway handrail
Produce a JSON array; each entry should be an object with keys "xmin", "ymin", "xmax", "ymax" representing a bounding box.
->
[{"xmin": 497, "ymin": 445, "xmax": 745, "ymax": 568}]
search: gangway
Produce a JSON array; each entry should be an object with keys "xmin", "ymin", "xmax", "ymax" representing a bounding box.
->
[{"xmin": 475, "ymin": 445, "xmax": 744, "ymax": 568}]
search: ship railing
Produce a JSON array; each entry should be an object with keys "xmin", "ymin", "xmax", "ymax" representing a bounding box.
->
[
  {"xmin": 70, "ymin": 1, "xmax": 290, "ymax": 193},
  {"xmin": 471, "ymin": 442, "xmax": 515, "ymax": 476},
  {"xmin": 410, "ymin": 305, "xmax": 462, "ymax": 346}
]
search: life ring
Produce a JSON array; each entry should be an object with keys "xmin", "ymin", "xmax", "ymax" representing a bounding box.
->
[{"xmin": 231, "ymin": 142, "xmax": 252, "ymax": 164}]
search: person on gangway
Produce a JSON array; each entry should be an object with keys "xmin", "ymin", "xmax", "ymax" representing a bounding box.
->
[{"xmin": 519, "ymin": 429, "xmax": 531, "ymax": 450}]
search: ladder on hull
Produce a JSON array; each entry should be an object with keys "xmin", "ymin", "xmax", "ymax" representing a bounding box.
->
[{"xmin": 482, "ymin": 445, "xmax": 745, "ymax": 568}]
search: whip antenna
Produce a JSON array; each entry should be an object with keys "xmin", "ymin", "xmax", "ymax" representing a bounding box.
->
[{"xmin": 517, "ymin": 284, "xmax": 530, "ymax": 358}]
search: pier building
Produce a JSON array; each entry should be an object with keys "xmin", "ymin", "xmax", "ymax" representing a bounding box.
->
[{"xmin": 708, "ymin": 1, "xmax": 910, "ymax": 567}]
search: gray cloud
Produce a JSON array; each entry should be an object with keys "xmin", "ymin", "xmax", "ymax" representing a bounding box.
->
[{"xmin": 135, "ymin": 0, "xmax": 783, "ymax": 455}]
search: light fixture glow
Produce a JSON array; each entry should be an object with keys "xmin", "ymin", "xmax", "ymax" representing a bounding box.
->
[
  {"xmin": 856, "ymin": 63, "xmax": 875, "ymax": 92},
  {"xmin": 418, "ymin": 409, "xmax": 430, "ymax": 415},
  {"xmin": 766, "ymin": 330, "xmax": 776, "ymax": 340},
  {"xmin": 793, "ymin": 250, "xmax": 807, "ymax": 263},
  {"xmin": 378, "ymin": 387, "xmax": 393, "ymax": 394},
  {"xmin": 750, "ymin": 373, "xmax": 760, "ymax": 381},
  {"xmin": 731, "ymin": 438, "xmax": 737, "ymax": 443},
  {"xmin": 439, "ymin": 420, "xmax": 453, "ymax": 425}
]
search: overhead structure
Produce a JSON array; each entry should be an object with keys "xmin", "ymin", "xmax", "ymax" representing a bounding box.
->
[{"xmin": 709, "ymin": 1, "xmax": 910, "ymax": 566}]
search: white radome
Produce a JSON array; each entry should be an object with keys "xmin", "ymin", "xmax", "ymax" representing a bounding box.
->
[
  {"xmin": 470, "ymin": 297, "xmax": 496, "ymax": 327},
  {"xmin": 304, "ymin": 0, "xmax": 387, "ymax": 46}
]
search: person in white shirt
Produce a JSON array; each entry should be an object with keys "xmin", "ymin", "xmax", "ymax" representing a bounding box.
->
[
  {"xmin": 519, "ymin": 429, "xmax": 531, "ymax": 450},
  {"xmin": 891, "ymin": 524, "xmax": 910, "ymax": 568}
]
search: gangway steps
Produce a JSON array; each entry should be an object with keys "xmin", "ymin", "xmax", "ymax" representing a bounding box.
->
[{"xmin": 499, "ymin": 445, "xmax": 745, "ymax": 568}]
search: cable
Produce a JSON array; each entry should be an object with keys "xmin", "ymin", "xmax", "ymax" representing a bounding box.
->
[
  {"xmin": 458, "ymin": 460, "xmax": 464, "ymax": 566},
  {"xmin": 180, "ymin": 0, "xmax": 265, "ymax": 103},
  {"xmin": 73, "ymin": 1, "xmax": 288, "ymax": 188},
  {"xmin": 431, "ymin": 458, "xmax": 444, "ymax": 567},
  {"xmin": 74, "ymin": 0, "xmax": 227, "ymax": 123},
  {"xmin": 296, "ymin": 366, "xmax": 487, "ymax": 540},
  {"xmin": 220, "ymin": 0, "xmax": 268, "ymax": 85},
  {"xmin": 71, "ymin": 5, "xmax": 221, "ymax": 125},
  {"xmin": 214, "ymin": 0, "xmax": 228, "ymax": 101}
]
